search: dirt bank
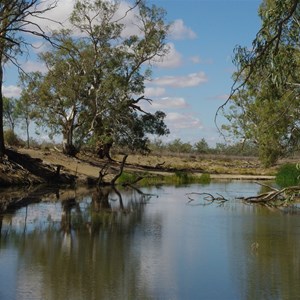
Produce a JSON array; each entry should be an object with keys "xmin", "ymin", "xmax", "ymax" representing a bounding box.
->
[{"xmin": 0, "ymin": 147, "xmax": 278, "ymax": 187}]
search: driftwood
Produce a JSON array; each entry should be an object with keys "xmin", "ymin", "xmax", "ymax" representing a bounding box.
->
[{"xmin": 239, "ymin": 182, "xmax": 300, "ymax": 206}]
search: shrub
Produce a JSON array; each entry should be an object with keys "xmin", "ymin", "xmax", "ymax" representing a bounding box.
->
[
  {"xmin": 198, "ymin": 173, "xmax": 211, "ymax": 184},
  {"xmin": 276, "ymin": 163, "xmax": 300, "ymax": 187},
  {"xmin": 117, "ymin": 172, "xmax": 140, "ymax": 184},
  {"xmin": 4, "ymin": 130, "xmax": 23, "ymax": 146}
]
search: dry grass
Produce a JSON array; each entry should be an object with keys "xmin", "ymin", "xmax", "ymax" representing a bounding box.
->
[
  {"xmin": 114, "ymin": 153, "xmax": 277, "ymax": 176},
  {"xmin": 12, "ymin": 147, "xmax": 280, "ymax": 185}
]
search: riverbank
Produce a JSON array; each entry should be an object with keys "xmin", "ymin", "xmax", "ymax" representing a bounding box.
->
[{"xmin": 0, "ymin": 147, "xmax": 277, "ymax": 187}]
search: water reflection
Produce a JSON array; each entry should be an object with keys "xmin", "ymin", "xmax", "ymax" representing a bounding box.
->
[{"xmin": 0, "ymin": 182, "xmax": 300, "ymax": 299}]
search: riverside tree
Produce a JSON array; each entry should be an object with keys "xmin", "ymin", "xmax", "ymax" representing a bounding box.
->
[
  {"xmin": 26, "ymin": 0, "xmax": 169, "ymax": 156},
  {"xmin": 219, "ymin": 0, "xmax": 300, "ymax": 166},
  {"xmin": 0, "ymin": 0, "xmax": 58, "ymax": 156},
  {"xmin": 3, "ymin": 97, "xmax": 19, "ymax": 133}
]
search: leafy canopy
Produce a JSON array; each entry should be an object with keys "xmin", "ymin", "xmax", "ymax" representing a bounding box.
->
[{"xmin": 218, "ymin": 0, "xmax": 300, "ymax": 166}]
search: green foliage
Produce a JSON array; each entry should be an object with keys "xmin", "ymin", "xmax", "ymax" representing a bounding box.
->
[
  {"xmin": 221, "ymin": 0, "xmax": 300, "ymax": 166},
  {"xmin": 174, "ymin": 171, "xmax": 190, "ymax": 184},
  {"xmin": 194, "ymin": 138, "xmax": 209, "ymax": 154},
  {"xmin": 4, "ymin": 129, "xmax": 23, "ymax": 146},
  {"xmin": 117, "ymin": 171, "xmax": 211, "ymax": 186},
  {"xmin": 21, "ymin": 0, "xmax": 170, "ymax": 155},
  {"xmin": 276, "ymin": 163, "xmax": 300, "ymax": 187},
  {"xmin": 198, "ymin": 173, "xmax": 211, "ymax": 184},
  {"xmin": 116, "ymin": 172, "xmax": 140, "ymax": 185},
  {"xmin": 167, "ymin": 139, "xmax": 193, "ymax": 153},
  {"xmin": 0, "ymin": 1, "xmax": 57, "ymax": 155},
  {"xmin": 3, "ymin": 97, "xmax": 19, "ymax": 132},
  {"xmin": 147, "ymin": 138, "xmax": 259, "ymax": 157}
]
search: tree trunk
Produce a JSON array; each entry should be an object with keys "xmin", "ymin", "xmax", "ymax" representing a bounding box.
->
[
  {"xmin": 0, "ymin": 5, "xmax": 9, "ymax": 157},
  {"xmin": 97, "ymin": 141, "xmax": 113, "ymax": 160},
  {"xmin": 62, "ymin": 124, "xmax": 77, "ymax": 156},
  {"xmin": 0, "ymin": 59, "xmax": 5, "ymax": 157},
  {"xmin": 26, "ymin": 117, "xmax": 30, "ymax": 148},
  {"xmin": 62, "ymin": 107, "xmax": 78, "ymax": 156}
]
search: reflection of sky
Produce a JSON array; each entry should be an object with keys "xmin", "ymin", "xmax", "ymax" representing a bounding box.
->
[
  {"xmin": 0, "ymin": 248, "xmax": 18, "ymax": 300},
  {"xmin": 2, "ymin": 182, "xmax": 300, "ymax": 299},
  {"xmin": 136, "ymin": 183, "xmax": 258, "ymax": 299}
]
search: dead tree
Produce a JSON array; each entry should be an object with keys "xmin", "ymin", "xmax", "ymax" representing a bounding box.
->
[
  {"xmin": 240, "ymin": 182, "xmax": 300, "ymax": 207},
  {"xmin": 97, "ymin": 155, "xmax": 128, "ymax": 186}
]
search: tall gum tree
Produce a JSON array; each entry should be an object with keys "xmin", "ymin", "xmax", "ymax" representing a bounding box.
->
[
  {"xmin": 69, "ymin": 0, "xmax": 170, "ymax": 157},
  {"xmin": 27, "ymin": 0, "xmax": 170, "ymax": 156}
]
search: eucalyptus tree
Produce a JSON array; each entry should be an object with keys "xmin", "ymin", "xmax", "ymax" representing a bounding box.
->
[
  {"xmin": 26, "ymin": 35, "xmax": 90, "ymax": 155},
  {"xmin": 17, "ymin": 73, "xmax": 42, "ymax": 148},
  {"xmin": 70, "ymin": 0, "xmax": 170, "ymax": 157},
  {"xmin": 3, "ymin": 97, "xmax": 19, "ymax": 133},
  {"xmin": 29, "ymin": 0, "xmax": 170, "ymax": 156},
  {"xmin": 0, "ymin": 0, "xmax": 58, "ymax": 156},
  {"xmin": 218, "ymin": 0, "xmax": 300, "ymax": 166}
]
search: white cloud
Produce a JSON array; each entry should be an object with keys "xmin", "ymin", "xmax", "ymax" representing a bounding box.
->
[
  {"xmin": 189, "ymin": 56, "xmax": 201, "ymax": 64},
  {"xmin": 31, "ymin": 41, "xmax": 51, "ymax": 54},
  {"xmin": 145, "ymin": 87, "xmax": 166, "ymax": 97},
  {"xmin": 188, "ymin": 55, "xmax": 214, "ymax": 65},
  {"xmin": 26, "ymin": 0, "xmax": 73, "ymax": 32},
  {"xmin": 152, "ymin": 97, "xmax": 188, "ymax": 109},
  {"xmin": 208, "ymin": 94, "xmax": 229, "ymax": 101},
  {"xmin": 215, "ymin": 94, "xmax": 230, "ymax": 101},
  {"xmin": 169, "ymin": 19, "xmax": 197, "ymax": 40},
  {"xmin": 3, "ymin": 85, "xmax": 22, "ymax": 98},
  {"xmin": 152, "ymin": 43, "xmax": 182, "ymax": 69},
  {"xmin": 29, "ymin": 0, "xmax": 150, "ymax": 38},
  {"xmin": 115, "ymin": 1, "xmax": 141, "ymax": 37},
  {"xmin": 22, "ymin": 61, "xmax": 47, "ymax": 73},
  {"xmin": 153, "ymin": 72, "xmax": 208, "ymax": 88},
  {"xmin": 166, "ymin": 112, "xmax": 203, "ymax": 129}
]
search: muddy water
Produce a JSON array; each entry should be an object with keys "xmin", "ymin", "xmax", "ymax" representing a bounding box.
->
[{"xmin": 0, "ymin": 181, "xmax": 300, "ymax": 300}]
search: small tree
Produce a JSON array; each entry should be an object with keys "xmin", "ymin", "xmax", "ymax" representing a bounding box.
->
[
  {"xmin": 0, "ymin": 0, "xmax": 58, "ymax": 156},
  {"xmin": 3, "ymin": 97, "xmax": 19, "ymax": 133},
  {"xmin": 194, "ymin": 138, "xmax": 209, "ymax": 154}
]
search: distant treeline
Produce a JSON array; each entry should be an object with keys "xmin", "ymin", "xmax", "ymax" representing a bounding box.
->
[{"xmin": 147, "ymin": 138, "xmax": 259, "ymax": 157}]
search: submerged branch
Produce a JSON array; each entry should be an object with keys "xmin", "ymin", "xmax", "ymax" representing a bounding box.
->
[
  {"xmin": 240, "ymin": 183, "xmax": 300, "ymax": 206},
  {"xmin": 186, "ymin": 192, "xmax": 228, "ymax": 206}
]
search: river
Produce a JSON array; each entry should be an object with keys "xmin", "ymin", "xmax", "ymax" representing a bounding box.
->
[{"xmin": 0, "ymin": 181, "xmax": 300, "ymax": 300}]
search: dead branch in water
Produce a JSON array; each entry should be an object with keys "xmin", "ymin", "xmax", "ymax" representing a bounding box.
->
[
  {"xmin": 239, "ymin": 182, "xmax": 300, "ymax": 206},
  {"xmin": 186, "ymin": 192, "xmax": 228, "ymax": 206}
]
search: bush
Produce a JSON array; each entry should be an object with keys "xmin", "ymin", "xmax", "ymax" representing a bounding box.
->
[
  {"xmin": 198, "ymin": 173, "xmax": 211, "ymax": 184},
  {"xmin": 276, "ymin": 163, "xmax": 300, "ymax": 187},
  {"xmin": 4, "ymin": 130, "xmax": 24, "ymax": 146}
]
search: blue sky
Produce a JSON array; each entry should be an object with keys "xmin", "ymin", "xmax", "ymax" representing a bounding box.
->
[
  {"xmin": 145, "ymin": 0, "xmax": 262, "ymax": 145},
  {"xmin": 3, "ymin": 0, "xmax": 262, "ymax": 146}
]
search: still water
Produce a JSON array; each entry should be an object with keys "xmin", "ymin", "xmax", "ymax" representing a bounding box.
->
[{"xmin": 0, "ymin": 181, "xmax": 300, "ymax": 300}]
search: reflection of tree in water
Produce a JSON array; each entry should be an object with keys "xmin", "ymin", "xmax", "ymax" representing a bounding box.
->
[{"xmin": 0, "ymin": 186, "xmax": 157, "ymax": 299}]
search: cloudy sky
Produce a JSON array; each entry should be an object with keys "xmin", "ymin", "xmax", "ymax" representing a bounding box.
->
[{"xmin": 3, "ymin": 0, "xmax": 261, "ymax": 145}]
